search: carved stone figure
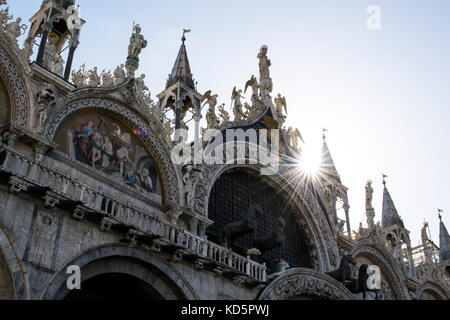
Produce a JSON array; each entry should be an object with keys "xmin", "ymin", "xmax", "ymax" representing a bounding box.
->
[
  {"xmin": 87, "ymin": 67, "xmax": 100, "ymax": 87},
  {"xmin": 183, "ymin": 164, "xmax": 202, "ymax": 208},
  {"xmin": 134, "ymin": 74, "xmax": 148, "ymax": 92},
  {"xmin": 5, "ymin": 17, "xmax": 26, "ymax": 44},
  {"xmin": 365, "ymin": 180, "xmax": 374, "ymax": 210},
  {"xmin": 43, "ymin": 35, "xmax": 58, "ymax": 71},
  {"xmin": 31, "ymin": 213, "xmax": 59, "ymax": 267},
  {"xmin": 218, "ymin": 104, "xmax": 230, "ymax": 125},
  {"xmin": 52, "ymin": 54, "xmax": 65, "ymax": 77},
  {"xmin": 128, "ymin": 24, "xmax": 147, "ymax": 57},
  {"xmin": 0, "ymin": 4, "xmax": 13, "ymax": 26},
  {"xmin": 100, "ymin": 70, "xmax": 114, "ymax": 87},
  {"xmin": 275, "ymin": 94, "xmax": 288, "ymax": 118},
  {"xmin": 114, "ymin": 64, "xmax": 127, "ymax": 85},
  {"xmin": 35, "ymin": 87, "xmax": 55, "ymax": 133},
  {"xmin": 231, "ymin": 87, "xmax": 246, "ymax": 122},
  {"xmin": 288, "ymin": 127, "xmax": 304, "ymax": 149},
  {"xmin": 71, "ymin": 63, "xmax": 87, "ymax": 87},
  {"xmin": 258, "ymin": 45, "xmax": 271, "ymax": 79},
  {"xmin": 202, "ymin": 91, "xmax": 220, "ymax": 129}
]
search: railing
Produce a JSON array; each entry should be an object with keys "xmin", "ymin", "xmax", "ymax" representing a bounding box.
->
[{"xmin": 0, "ymin": 144, "xmax": 267, "ymax": 281}]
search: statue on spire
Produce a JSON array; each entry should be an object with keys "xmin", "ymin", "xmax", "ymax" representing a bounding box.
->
[{"xmin": 126, "ymin": 23, "xmax": 147, "ymax": 78}]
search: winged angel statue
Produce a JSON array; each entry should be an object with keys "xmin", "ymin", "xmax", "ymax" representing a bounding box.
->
[{"xmin": 202, "ymin": 90, "xmax": 220, "ymax": 129}]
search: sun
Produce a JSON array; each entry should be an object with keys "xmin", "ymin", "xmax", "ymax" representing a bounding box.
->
[{"xmin": 298, "ymin": 145, "xmax": 321, "ymax": 176}]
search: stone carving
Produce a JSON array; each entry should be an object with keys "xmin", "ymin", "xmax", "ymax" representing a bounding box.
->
[
  {"xmin": 259, "ymin": 268, "xmax": 355, "ymax": 300},
  {"xmin": 202, "ymin": 90, "xmax": 220, "ymax": 129},
  {"xmin": 0, "ymin": 45, "xmax": 28, "ymax": 125},
  {"xmin": 128, "ymin": 24, "xmax": 147, "ymax": 58},
  {"xmin": 231, "ymin": 87, "xmax": 246, "ymax": 122},
  {"xmin": 257, "ymin": 45, "xmax": 273, "ymax": 93},
  {"xmin": 100, "ymin": 70, "xmax": 114, "ymax": 87},
  {"xmin": 35, "ymin": 87, "xmax": 56, "ymax": 133},
  {"xmin": 133, "ymin": 74, "xmax": 153, "ymax": 108},
  {"xmin": 52, "ymin": 54, "xmax": 65, "ymax": 77},
  {"xmin": 31, "ymin": 212, "xmax": 59, "ymax": 268},
  {"xmin": 4, "ymin": 17, "xmax": 27, "ymax": 45},
  {"xmin": 114, "ymin": 64, "xmax": 127, "ymax": 85},
  {"xmin": 43, "ymin": 35, "xmax": 58, "ymax": 71},
  {"xmin": 244, "ymin": 75, "xmax": 264, "ymax": 118},
  {"xmin": 183, "ymin": 164, "xmax": 202, "ymax": 208},
  {"xmin": 87, "ymin": 67, "xmax": 100, "ymax": 87},
  {"xmin": 71, "ymin": 63, "xmax": 88, "ymax": 88},
  {"xmin": 365, "ymin": 180, "xmax": 374, "ymax": 210},
  {"xmin": 218, "ymin": 104, "xmax": 230, "ymax": 125},
  {"xmin": 0, "ymin": 2, "xmax": 12, "ymax": 27},
  {"xmin": 274, "ymin": 93, "xmax": 287, "ymax": 125},
  {"xmin": 287, "ymin": 127, "xmax": 304, "ymax": 150},
  {"xmin": 126, "ymin": 24, "xmax": 147, "ymax": 77}
]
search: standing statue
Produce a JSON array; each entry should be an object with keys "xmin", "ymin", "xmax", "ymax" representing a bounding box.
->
[
  {"xmin": 35, "ymin": 87, "xmax": 55, "ymax": 133},
  {"xmin": 274, "ymin": 94, "xmax": 287, "ymax": 115},
  {"xmin": 202, "ymin": 90, "xmax": 220, "ymax": 129},
  {"xmin": 128, "ymin": 24, "xmax": 147, "ymax": 57},
  {"xmin": 421, "ymin": 222, "xmax": 429, "ymax": 246},
  {"xmin": 231, "ymin": 87, "xmax": 246, "ymax": 122},
  {"xmin": 52, "ymin": 54, "xmax": 65, "ymax": 77},
  {"xmin": 218, "ymin": 104, "xmax": 230, "ymax": 125},
  {"xmin": 100, "ymin": 70, "xmax": 114, "ymax": 87},
  {"xmin": 248, "ymin": 217, "xmax": 286, "ymax": 261},
  {"xmin": 365, "ymin": 180, "xmax": 374, "ymax": 210},
  {"xmin": 114, "ymin": 64, "xmax": 127, "ymax": 85},
  {"xmin": 71, "ymin": 63, "xmax": 87, "ymax": 88},
  {"xmin": 288, "ymin": 127, "xmax": 304, "ymax": 149},
  {"xmin": 218, "ymin": 204, "xmax": 259, "ymax": 248},
  {"xmin": 43, "ymin": 35, "xmax": 58, "ymax": 71},
  {"xmin": 5, "ymin": 17, "xmax": 27, "ymax": 44},
  {"xmin": 87, "ymin": 67, "xmax": 100, "ymax": 87},
  {"xmin": 244, "ymin": 75, "xmax": 259, "ymax": 97},
  {"xmin": 134, "ymin": 74, "xmax": 149, "ymax": 92},
  {"xmin": 183, "ymin": 164, "xmax": 202, "ymax": 208},
  {"xmin": 258, "ymin": 45, "xmax": 271, "ymax": 79}
]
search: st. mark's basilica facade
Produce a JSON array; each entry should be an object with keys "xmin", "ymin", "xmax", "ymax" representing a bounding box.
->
[{"xmin": 0, "ymin": 0, "xmax": 449, "ymax": 300}]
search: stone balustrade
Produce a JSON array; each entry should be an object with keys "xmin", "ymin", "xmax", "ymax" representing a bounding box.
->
[{"xmin": 0, "ymin": 144, "xmax": 267, "ymax": 282}]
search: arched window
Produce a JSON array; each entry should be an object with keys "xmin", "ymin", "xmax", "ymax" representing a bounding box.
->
[{"xmin": 207, "ymin": 169, "xmax": 312, "ymax": 272}]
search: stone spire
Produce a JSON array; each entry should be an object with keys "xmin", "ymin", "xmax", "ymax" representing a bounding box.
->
[
  {"xmin": 320, "ymin": 131, "xmax": 341, "ymax": 184},
  {"xmin": 166, "ymin": 32, "xmax": 195, "ymax": 90},
  {"xmin": 381, "ymin": 179, "xmax": 405, "ymax": 228},
  {"xmin": 439, "ymin": 210, "xmax": 450, "ymax": 262}
]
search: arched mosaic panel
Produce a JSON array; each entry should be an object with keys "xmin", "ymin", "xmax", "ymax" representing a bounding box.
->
[
  {"xmin": 44, "ymin": 98, "xmax": 181, "ymax": 205},
  {"xmin": 54, "ymin": 109, "xmax": 161, "ymax": 196}
]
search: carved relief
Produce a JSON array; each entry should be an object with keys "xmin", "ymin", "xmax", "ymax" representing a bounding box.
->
[{"xmin": 30, "ymin": 211, "xmax": 60, "ymax": 268}]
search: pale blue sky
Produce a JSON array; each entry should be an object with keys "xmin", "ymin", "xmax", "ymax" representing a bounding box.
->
[{"xmin": 9, "ymin": 0, "xmax": 450, "ymax": 246}]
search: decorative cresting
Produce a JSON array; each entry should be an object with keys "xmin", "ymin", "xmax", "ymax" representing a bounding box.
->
[
  {"xmin": 353, "ymin": 244, "xmax": 407, "ymax": 300},
  {"xmin": 197, "ymin": 163, "xmax": 338, "ymax": 272},
  {"xmin": 44, "ymin": 98, "xmax": 181, "ymax": 206},
  {"xmin": 258, "ymin": 268, "xmax": 355, "ymax": 300},
  {"xmin": 0, "ymin": 36, "xmax": 30, "ymax": 126}
]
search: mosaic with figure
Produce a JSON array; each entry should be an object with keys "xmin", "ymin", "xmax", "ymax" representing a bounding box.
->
[{"xmin": 55, "ymin": 110, "xmax": 160, "ymax": 195}]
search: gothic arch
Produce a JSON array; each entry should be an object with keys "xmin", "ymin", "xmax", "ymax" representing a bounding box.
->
[
  {"xmin": 199, "ymin": 163, "xmax": 338, "ymax": 272},
  {"xmin": 258, "ymin": 268, "xmax": 355, "ymax": 300},
  {"xmin": 43, "ymin": 97, "xmax": 183, "ymax": 206},
  {"xmin": 0, "ymin": 33, "xmax": 32, "ymax": 127},
  {"xmin": 40, "ymin": 244, "xmax": 199, "ymax": 300},
  {"xmin": 0, "ymin": 220, "xmax": 31, "ymax": 300},
  {"xmin": 353, "ymin": 244, "xmax": 407, "ymax": 300}
]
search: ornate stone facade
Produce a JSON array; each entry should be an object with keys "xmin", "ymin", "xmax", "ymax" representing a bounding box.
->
[{"xmin": 0, "ymin": 0, "xmax": 448, "ymax": 300}]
